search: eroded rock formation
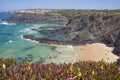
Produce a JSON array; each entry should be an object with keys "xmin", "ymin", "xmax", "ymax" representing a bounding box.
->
[
  {"xmin": 67, "ymin": 12, "xmax": 120, "ymax": 46},
  {"xmin": 113, "ymin": 32, "xmax": 120, "ymax": 56},
  {"xmin": 3, "ymin": 12, "xmax": 68, "ymax": 25}
]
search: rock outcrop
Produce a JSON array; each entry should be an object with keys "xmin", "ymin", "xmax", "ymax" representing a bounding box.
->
[
  {"xmin": 66, "ymin": 12, "xmax": 120, "ymax": 56},
  {"xmin": 66, "ymin": 12, "xmax": 120, "ymax": 46},
  {"xmin": 23, "ymin": 35, "xmax": 78, "ymax": 45},
  {"xmin": 113, "ymin": 32, "xmax": 120, "ymax": 56},
  {"xmin": 3, "ymin": 12, "xmax": 68, "ymax": 25}
]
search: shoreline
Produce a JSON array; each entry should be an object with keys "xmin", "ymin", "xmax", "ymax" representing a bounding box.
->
[
  {"xmin": 20, "ymin": 36, "xmax": 119, "ymax": 63},
  {"xmin": 73, "ymin": 43, "xmax": 119, "ymax": 63}
]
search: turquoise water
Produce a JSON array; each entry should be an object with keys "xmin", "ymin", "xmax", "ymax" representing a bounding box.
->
[{"xmin": 0, "ymin": 13, "xmax": 75, "ymax": 63}]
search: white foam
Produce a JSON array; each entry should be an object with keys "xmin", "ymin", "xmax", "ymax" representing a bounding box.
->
[
  {"xmin": 67, "ymin": 45, "xmax": 74, "ymax": 51},
  {"xmin": 0, "ymin": 21, "xmax": 15, "ymax": 25},
  {"xmin": 32, "ymin": 24, "xmax": 43, "ymax": 28},
  {"xmin": 49, "ymin": 44, "xmax": 74, "ymax": 52},
  {"xmin": 47, "ymin": 28, "xmax": 55, "ymax": 30},
  {"xmin": 20, "ymin": 35, "xmax": 23, "ymax": 39},
  {"xmin": 5, "ymin": 40, "xmax": 13, "ymax": 44},
  {"xmin": 30, "ymin": 27, "xmax": 42, "ymax": 31},
  {"xmin": 20, "ymin": 35, "xmax": 39, "ymax": 43},
  {"xmin": 49, "ymin": 43, "xmax": 63, "ymax": 46},
  {"xmin": 19, "ymin": 28, "xmax": 37, "ymax": 34}
]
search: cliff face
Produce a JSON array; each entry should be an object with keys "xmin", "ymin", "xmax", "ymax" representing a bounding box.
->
[
  {"xmin": 113, "ymin": 32, "xmax": 120, "ymax": 56},
  {"xmin": 66, "ymin": 12, "xmax": 120, "ymax": 56},
  {"xmin": 3, "ymin": 12, "xmax": 68, "ymax": 25},
  {"xmin": 67, "ymin": 12, "xmax": 120, "ymax": 46}
]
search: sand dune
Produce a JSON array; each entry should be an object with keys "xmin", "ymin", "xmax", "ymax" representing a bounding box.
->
[{"xmin": 73, "ymin": 43, "xmax": 119, "ymax": 63}]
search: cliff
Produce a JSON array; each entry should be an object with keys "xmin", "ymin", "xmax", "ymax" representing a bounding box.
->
[
  {"xmin": 113, "ymin": 32, "xmax": 120, "ymax": 56},
  {"xmin": 66, "ymin": 12, "xmax": 120, "ymax": 55},
  {"xmin": 67, "ymin": 12, "xmax": 120, "ymax": 45},
  {"xmin": 3, "ymin": 12, "xmax": 68, "ymax": 25}
]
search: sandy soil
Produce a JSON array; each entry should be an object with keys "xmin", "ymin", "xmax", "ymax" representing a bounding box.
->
[{"xmin": 73, "ymin": 43, "xmax": 119, "ymax": 63}]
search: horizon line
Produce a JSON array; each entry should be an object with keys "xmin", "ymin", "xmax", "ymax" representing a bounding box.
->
[{"xmin": 1, "ymin": 8, "xmax": 120, "ymax": 12}]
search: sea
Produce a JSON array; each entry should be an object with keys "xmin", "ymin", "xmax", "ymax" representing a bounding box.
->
[{"xmin": 0, "ymin": 12, "xmax": 75, "ymax": 63}]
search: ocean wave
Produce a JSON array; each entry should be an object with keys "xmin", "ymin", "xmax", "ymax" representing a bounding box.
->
[
  {"xmin": 0, "ymin": 21, "xmax": 16, "ymax": 26},
  {"xmin": 30, "ymin": 27, "xmax": 42, "ymax": 31},
  {"xmin": 32, "ymin": 24, "xmax": 57, "ymax": 28},
  {"xmin": 33, "ymin": 24, "xmax": 41, "ymax": 27},
  {"xmin": 31, "ymin": 24, "xmax": 45, "ymax": 28},
  {"xmin": 20, "ymin": 35, "xmax": 39, "ymax": 43},
  {"xmin": 29, "ymin": 24, "xmax": 61, "ymax": 31},
  {"xmin": 19, "ymin": 28, "xmax": 37, "ymax": 34},
  {"xmin": 46, "ymin": 28, "xmax": 55, "ymax": 30},
  {"xmin": 5, "ymin": 40, "xmax": 13, "ymax": 44}
]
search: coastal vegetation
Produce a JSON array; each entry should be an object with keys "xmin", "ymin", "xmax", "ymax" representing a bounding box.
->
[
  {"xmin": 53, "ymin": 9, "xmax": 120, "ymax": 18},
  {"xmin": 52, "ymin": 10, "xmax": 80, "ymax": 18},
  {"xmin": 0, "ymin": 58, "xmax": 120, "ymax": 80}
]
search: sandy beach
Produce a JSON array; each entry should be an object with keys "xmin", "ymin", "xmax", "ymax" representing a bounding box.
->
[{"xmin": 73, "ymin": 43, "xmax": 119, "ymax": 63}]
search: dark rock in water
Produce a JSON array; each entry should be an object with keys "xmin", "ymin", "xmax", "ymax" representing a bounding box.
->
[
  {"xmin": 21, "ymin": 45, "xmax": 40, "ymax": 51},
  {"xmin": 26, "ymin": 54, "xmax": 33, "ymax": 61},
  {"xmin": 35, "ymin": 57, "xmax": 46, "ymax": 64},
  {"xmin": 51, "ymin": 46, "xmax": 57, "ymax": 50},
  {"xmin": 16, "ymin": 57, "xmax": 23, "ymax": 62},
  {"xmin": 113, "ymin": 32, "xmax": 120, "ymax": 56},
  {"xmin": 3, "ymin": 12, "xmax": 68, "ymax": 25},
  {"xmin": 23, "ymin": 35, "xmax": 78, "ymax": 45}
]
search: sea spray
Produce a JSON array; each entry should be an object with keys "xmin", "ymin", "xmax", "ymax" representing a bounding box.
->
[
  {"xmin": 20, "ymin": 35, "xmax": 39, "ymax": 43},
  {"xmin": 0, "ymin": 21, "xmax": 16, "ymax": 25},
  {"xmin": 19, "ymin": 27, "xmax": 37, "ymax": 34}
]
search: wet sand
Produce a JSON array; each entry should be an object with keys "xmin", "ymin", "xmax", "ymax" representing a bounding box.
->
[
  {"xmin": 73, "ymin": 43, "xmax": 119, "ymax": 63},
  {"xmin": 47, "ymin": 45, "xmax": 76, "ymax": 64}
]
